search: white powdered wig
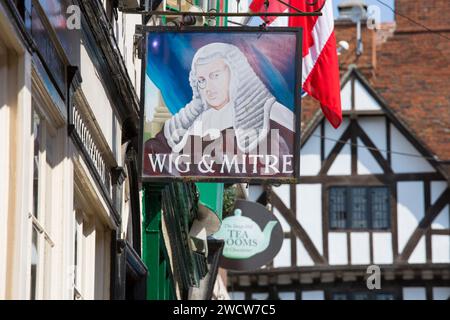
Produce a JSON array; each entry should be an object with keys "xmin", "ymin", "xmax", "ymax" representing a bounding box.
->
[{"xmin": 164, "ymin": 42, "xmax": 276, "ymax": 153}]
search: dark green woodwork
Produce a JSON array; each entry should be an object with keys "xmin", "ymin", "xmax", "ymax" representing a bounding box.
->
[
  {"xmin": 142, "ymin": 182, "xmax": 223, "ymax": 300},
  {"xmin": 142, "ymin": 184, "xmax": 175, "ymax": 300}
]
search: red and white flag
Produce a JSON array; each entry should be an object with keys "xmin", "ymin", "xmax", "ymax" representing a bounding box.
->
[{"xmin": 249, "ymin": 0, "xmax": 342, "ymax": 128}]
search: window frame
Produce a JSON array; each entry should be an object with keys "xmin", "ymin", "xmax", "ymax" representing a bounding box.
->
[
  {"xmin": 29, "ymin": 106, "xmax": 56, "ymax": 300},
  {"xmin": 328, "ymin": 186, "xmax": 391, "ymax": 231}
]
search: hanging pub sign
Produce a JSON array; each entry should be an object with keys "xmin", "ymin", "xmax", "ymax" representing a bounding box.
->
[
  {"xmin": 212, "ymin": 199, "xmax": 283, "ymax": 271},
  {"xmin": 139, "ymin": 27, "xmax": 302, "ymax": 182}
]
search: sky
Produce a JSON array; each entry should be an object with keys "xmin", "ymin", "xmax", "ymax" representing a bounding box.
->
[{"xmin": 333, "ymin": 0, "xmax": 394, "ymax": 22}]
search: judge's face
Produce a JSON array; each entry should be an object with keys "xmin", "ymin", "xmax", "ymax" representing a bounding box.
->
[{"xmin": 195, "ymin": 58, "xmax": 230, "ymax": 110}]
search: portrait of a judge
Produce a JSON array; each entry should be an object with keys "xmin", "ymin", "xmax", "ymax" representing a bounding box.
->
[{"xmin": 143, "ymin": 41, "xmax": 296, "ymax": 177}]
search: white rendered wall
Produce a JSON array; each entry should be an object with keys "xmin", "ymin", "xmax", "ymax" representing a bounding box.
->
[
  {"xmin": 252, "ymin": 292, "xmax": 269, "ymax": 300},
  {"xmin": 328, "ymin": 143, "xmax": 351, "ymax": 175},
  {"xmin": 358, "ymin": 117, "xmax": 387, "ymax": 159},
  {"xmin": 297, "ymin": 239, "xmax": 314, "ymax": 266},
  {"xmin": 403, "ymin": 287, "xmax": 426, "ymax": 300},
  {"xmin": 432, "ymin": 287, "xmax": 450, "ymax": 300},
  {"xmin": 279, "ymin": 292, "xmax": 296, "ymax": 300},
  {"xmin": 391, "ymin": 125, "xmax": 434, "ymax": 173},
  {"xmin": 431, "ymin": 235, "xmax": 450, "ymax": 263},
  {"xmin": 350, "ymin": 232, "xmax": 370, "ymax": 265},
  {"xmin": 296, "ymin": 184, "xmax": 323, "ymax": 254},
  {"xmin": 340, "ymin": 80, "xmax": 351, "ymax": 111},
  {"xmin": 248, "ymin": 185, "xmax": 264, "ymax": 202},
  {"xmin": 372, "ymin": 232, "xmax": 393, "ymax": 264},
  {"xmin": 300, "ymin": 126, "xmax": 321, "ymax": 176},
  {"xmin": 354, "ymin": 80, "xmax": 382, "ymax": 110},
  {"xmin": 431, "ymin": 181, "xmax": 449, "ymax": 229},
  {"xmin": 302, "ymin": 291, "xmax": 324, "ymax": 300},
  {"xmin": 230, "ymin": 291, "xmax": 245, "ymax": 300},
  {"xmin": 272, "ymin": 185, "xmax": 291, "ymax": 232},
  {"xmin": 397, "ymin": 182, "xmax": 425, "ymax": 256},
  {"xmin": 80, "ymin": 42, "xmax": 120, "ymax": 157},
  {"xmin": 357, "ymin": 137, "xmax": 383, "ymax": 175},
  {"xmin": 328, "ymin": 233, "xmax": 348, "ymax": 265},
  {"xmin": 324, "ymin": 118, "xmax": 350, "ymax": 158},
  {"xmin": 273, "ymin": 239, "xmax": 291, "ymax": 268},
  {"xmin": 408, "ymin": 236, "xmax": 426, "ymax": 264}
]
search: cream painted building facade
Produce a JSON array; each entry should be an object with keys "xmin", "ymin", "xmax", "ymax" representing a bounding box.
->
[{"xmin": 0, "ymin": 0, "xmax": 145, "ymax": 300}]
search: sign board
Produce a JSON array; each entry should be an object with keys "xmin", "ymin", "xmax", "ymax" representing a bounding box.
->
[
  {"xmin": 213, "ymin": 199, "xmax": 283, "ymax": 271},
  {"xmin": 139, "ymin": 27, "xmax": 302, "ymax": 183}
]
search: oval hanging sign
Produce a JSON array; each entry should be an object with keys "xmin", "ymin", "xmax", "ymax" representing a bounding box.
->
[{"xmin": 213, "ymin": 199, "xmax": 283, "ymax": 271}]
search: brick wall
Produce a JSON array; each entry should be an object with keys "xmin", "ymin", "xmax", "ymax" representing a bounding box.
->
[
  {"xmin": 335, "ymin": 20, "xmax": 377, "ymax": 78},
  {"xmin": 395, "ymin": 0, "xmax": 450, "ymax": 32}
]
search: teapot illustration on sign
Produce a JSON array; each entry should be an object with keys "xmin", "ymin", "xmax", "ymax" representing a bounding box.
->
[{"xmin": 213, "ymin": 208, "xmax": 278, "ymax": 259}]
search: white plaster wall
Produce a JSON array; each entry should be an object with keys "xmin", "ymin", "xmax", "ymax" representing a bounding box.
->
[
  {"xmin": 372, "ymin": 232, "xmax": 393, "ymax": 264},
  {"xmin": 431, "ymin": 235, "xmax": 450, "ymax": 263},
  {"xmin": 248, "ymin": 185, "xmax": 264, "ymax": 202},
  {"xmin": 350, "ymin": 232, "xmax": 370, "ymax": 265},
  {"xmin": 431, "ymin": 181, "xmax": 447, "ymax": 204},
  {"xmin": 279, "ymin": 292, "xmax": 296, "ymax": 300},
  {"xmin": 432, "ymin": 207, "xmax": 449, "ymax": 230},
  {"xmin": 408, "ymin": 236, "xmax": 426, "ymax": 264},
  {"xmin": 300, "ymin": 126, "xmax": 321, "ymax": 176},
  {"xmin": 432, "ymin": 287, "xmax": 450, "ymax": 300},
  {"xmin": 325, "ymin": 118, "xmax": 350, "ymax": 158},
  {"xmin": 391, "ymin": 125, "xmax": 434, "ymax": 173},
  {"xmin": 431, "ymin": 181, "xmax": 449, "ymax": 229},
  {"xmin": 230, "ymin": 291, "xmax": 245, "ymax": 300},
  {"xmin": 273, "ymin": 239, "xmax": 291, "ymax": 268},
  {"xmin": 358, "ymin": 117, "xmax": 387, "ymax": 159},
  {"xmin": 357, "ymin": 137, "xmax": 383, "ymax": 175},
  {"xmin": 272, "ymin": 184, "xmax": 291, "ymax": 232},
  {"xmin": 252, "ymin": 292, "xmax": 269, "ymax": 300},
  {"xmin": 302, "ymin": 291, "xmax": 324, "ymax": 300},
  {"xmin": 80, "ymin": 41, "xmax": 118, "ymax": 155},
  {"xmin": 296, "ymin": 184, "xmax": 323, "ymax": 254},
  {"xmin": 403, "ymin": 287, "xmax": 426, "ymax": 300},
  {"xmin": 328, "ymin": 143, "xmax": 351, "ymax": 175},
  {"xmin": 328, "ymin": 233, "xmax": 348, "ymax": 265},
  {"xmin": 397, "ymin": 182, "xmax": 424, "ymax": 253},
  {"xmin": 296, "ymin": 239, "xmax": 314, "ymax": 266},
  {"xmin": 340, "ymin": 80, "xmax": 351, "ymax": 111},
  {"xmin": 354, "ymin": 80, "xmax": 381, "ymax": 110}
]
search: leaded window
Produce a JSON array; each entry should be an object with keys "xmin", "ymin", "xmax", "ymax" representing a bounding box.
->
[{"xmin": 329, "ymin": 186, "xmax": 390, "ymax": 230}]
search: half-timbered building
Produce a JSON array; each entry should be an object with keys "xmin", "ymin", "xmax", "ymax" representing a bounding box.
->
[{"xmin": 229, "ymin": 0, "xmax": 450, "ymax": 300}]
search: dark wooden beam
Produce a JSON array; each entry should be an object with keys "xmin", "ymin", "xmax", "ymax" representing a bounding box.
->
[
  {"xmin": 322, "ymin": 184, "xmax": 330, "ymax": 262},
  {"xmin": 319, "ymin": 125, "xmax": 352, "ymax": 175},
  {"xmin": 269, "ymin": 190, "xmax": 327, "ymax": 265},
  {"xmin": 397, "ymin": 189, "xmax": 450, "ymax": 263},
  {"xmin": 391, "ymin": 182, "xmax": 399, "ymax": 258},
  {"xmin": 300, "ymin": 173, "xmax": 444, "ymax": 184},
  {"xmin": 424, "ymin": 181, "xmax": 432, "ymax": 263},
  {"xmin": 351, "ymin": 120, "xmax": 357, "ymax": 175},
  {"xmin": 290, "ymin": 184, "xmax": 297, "ymax": 267},
  {"xmin": 430, "ymin": 229, "xmax": 450, "ymax": 235},
  {"xmin": 386, "ymin": 117, "xmax": 392, "ymax": 166},
  {"xmin": 355, "ymin": 122, "xmax": 393, "ymax": 174}
]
